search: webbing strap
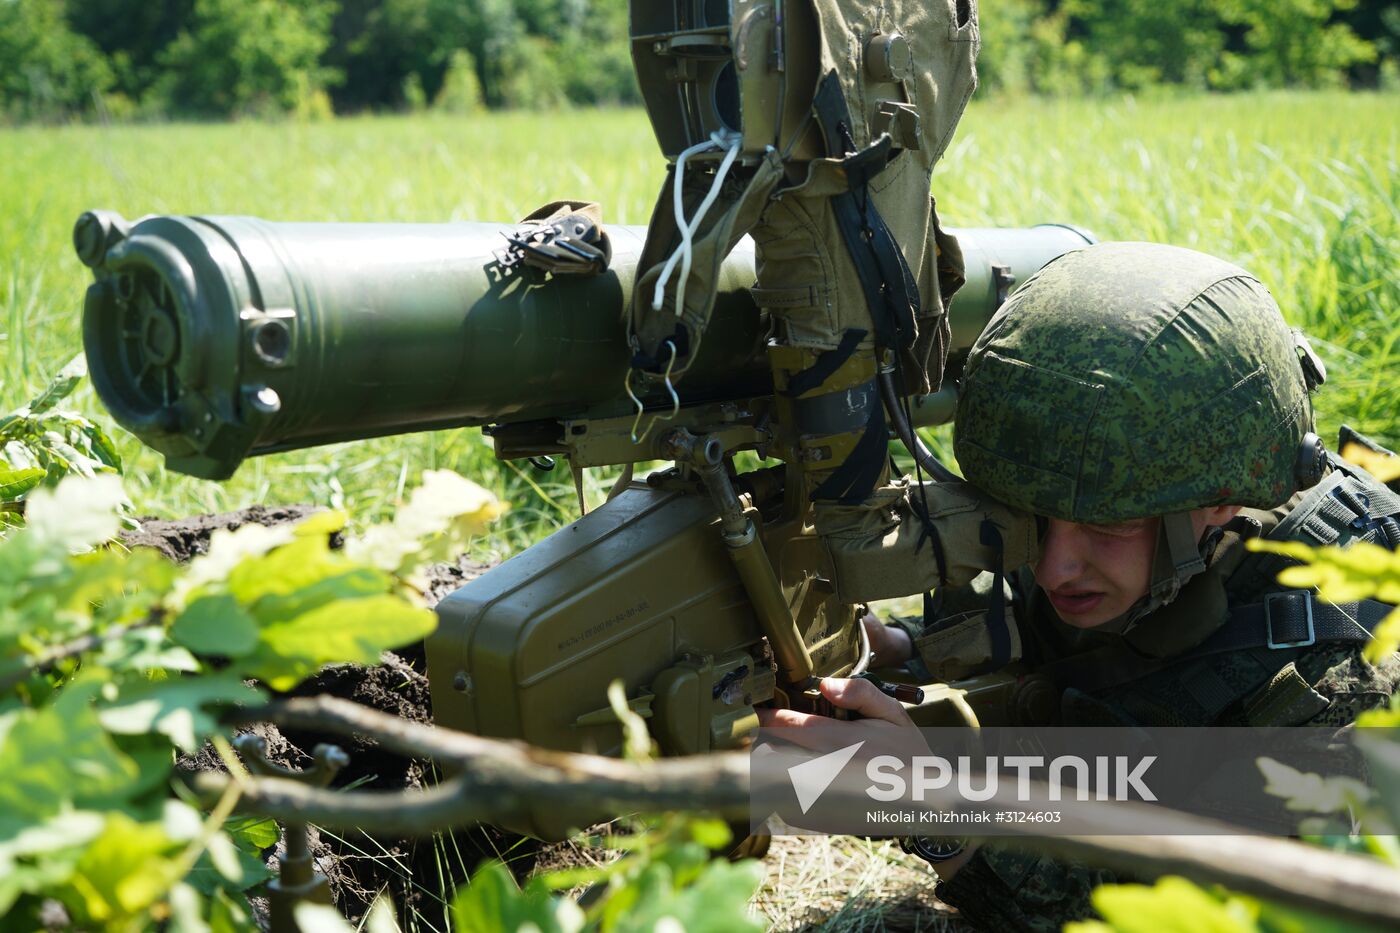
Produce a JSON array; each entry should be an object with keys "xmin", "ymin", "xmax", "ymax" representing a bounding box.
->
[
  {"xmin": 1040, "ymin": 592, "xmax": 1393, "ymax": 697},
  {"xmin": 809, "ymin": 400, "xmax": 889, "ymax": 505},
  {"xmin": 1197, "ymin": 591, "xmax": 1388, "ymax": 654},
  {"xmin": 782, "ymin": 329, "xmax": 866, "ymax": 398},
  {"xmin": 812, "ymin": 72, "xmax": 919, "ymax": 353},
  {"xmin": 979, "ymin": 519, "xmax": 1014, "ymax": 668}
]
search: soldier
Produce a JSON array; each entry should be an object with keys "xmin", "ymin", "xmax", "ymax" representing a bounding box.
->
[{"xmin": 762, "ymin": 241, "xmax": 1400, "ymax": 930}]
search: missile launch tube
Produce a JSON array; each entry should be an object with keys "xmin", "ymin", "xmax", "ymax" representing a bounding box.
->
[{"xmin": 75, "ymin": 211, "xmax": 1092, "ymax": 479}]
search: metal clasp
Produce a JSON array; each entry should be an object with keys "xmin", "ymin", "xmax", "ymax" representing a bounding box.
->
[{"xmin": 1265, "ymin": 591, "xmax": 1316, "ymax": 649}]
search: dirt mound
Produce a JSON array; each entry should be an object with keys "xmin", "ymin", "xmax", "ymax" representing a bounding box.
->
[
  {"xmin": 155, "ymin": 506, "xmax": 515, "ymax": 924},
  {"xmin": 124, "ymin": 505, "xmax": 324, "ymax": 562}
]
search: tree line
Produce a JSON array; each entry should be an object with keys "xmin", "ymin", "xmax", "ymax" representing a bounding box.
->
[{"xmin": 3, "ymin": 0, "xmax": 1396, "ymax": 122}]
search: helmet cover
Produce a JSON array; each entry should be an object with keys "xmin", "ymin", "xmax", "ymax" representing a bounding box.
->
[{"xmin": 954, "ymin": 242, "xmax": 1314, "ymax": 523}]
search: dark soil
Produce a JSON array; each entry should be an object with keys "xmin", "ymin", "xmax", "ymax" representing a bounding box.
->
[
  {"xmin": 124, "ymin": 505, "xmax": 325, "ymax": 562},
  {"xmin": 146, "ymin": 507, "xmax": 510, "ymax": 925}
]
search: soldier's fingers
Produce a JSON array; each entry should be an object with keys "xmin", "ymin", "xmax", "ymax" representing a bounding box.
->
[
  {"xmin": 820, "ymin": 677, "xmax": 911, "ymax": 726},
  {"xmin": 757, "ymin": 707, "xmax": 826, "ymax": 729}
]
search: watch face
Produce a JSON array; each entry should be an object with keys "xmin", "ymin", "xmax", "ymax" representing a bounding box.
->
[{"xmin": 904, "ymin": 835, "xmax": 966, "ymax": 863}]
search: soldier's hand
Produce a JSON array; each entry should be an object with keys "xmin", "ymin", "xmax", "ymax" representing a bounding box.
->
[
  {"xmin": 758, "ymin": 676, "xmax": 916, "ymax": 731},
  {"xmin": 862, "ymin": 613, "xmax": 914, "ymax": 668}
]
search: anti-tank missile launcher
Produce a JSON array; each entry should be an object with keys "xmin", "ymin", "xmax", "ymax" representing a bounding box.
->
[{"xmin": 76, "ymin": 211, "xmax": 1090, "ymax": 837}]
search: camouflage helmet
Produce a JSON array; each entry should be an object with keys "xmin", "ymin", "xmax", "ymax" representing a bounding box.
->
[{"xmin": 954, "ymin": 242, "xmax": 1323, "ymax": 525}]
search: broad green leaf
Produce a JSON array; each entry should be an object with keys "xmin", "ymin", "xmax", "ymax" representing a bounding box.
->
[
  {"xmin": 171, "ymin": 594, "xmax": 259, "ymax": 657},
  {"xmin": 226, "ymin": 534, "xmax": 355, "ymax": 606},
  {"xmin": 56, "ymin": 547, "xmax": 173, "ymax": 618},
  {"xmin": 0, "ymin": 687, "xmax": 139, "ymax": 836},
  {"xmin": 243, "ymin": 595, "xmax": 436, "ymax": 691},
  {"xmin": 183, "ymin": 823, "xmax": 273, "ymax": 897},
  {"xmin": 1358, "ymin": 695, "xmax": 1400, "ymax": 728},
  {"xmin": 687, "ymin": 818, "xmax": 733, "ymax": 851},
  {"xmin": 173, "ymin": 522, "xmax": 298, "ymax": 607},
  {"xmin": 346, "ymin": 469, "xmax": 505, "ymax": 577},
  {"xmin": 1364, "ymin": 607, "xmax": 1400, "ymax": 665},
  {"xmin": 185, "ymin": 842, "xmax": 273, "ymax": 896},
  {"xmin": 1086, "ymin": 876, "xmax": 1258, "ymax": 933},
  {"xmin": 96, "ymin": 626, "xmax": 200, "ymax": 674},
  {"xmin": 453, "ymin": 861, "xmax": 580, "ymax": 933},
  {"xmin": 208, "ymin": 889, "xmax": 253, "ymax": 933},
  {"xmin": 1354, "ymin": 729, "xmax": 1400, "ymax": 831},
  {"xmin": 75, "ymin": 419, "xmax": 122, "ymax": 472},
  {"xmin": 1256, "ymin": 756, "xmax": 1371, "ymax": 813},
  {"xmin": 27, "ymin": 354, "xmax": 86, "ymax": 416},
  {"xmin": 98, "ymin": 675, "xmax": 264, "ymax": 753},
  {"xmin": 611, "ymin": 858, "xmax": 765, "ymax": 933},
  {"xmin": 294, "ymin": 509, "xmax": 348, "ymax": 538},
  {"xmin": 224, "ymin": 815, "xmax": 279, "ymax": 852},
  {"xmin": 1341, "ymin": 442, "xmax": 1400, "ymax": 484},
  {"xmin": 24, "ymin": 473, "xmax": 126, "ymax": 552},
  {"xmin": 167, "ymin": 883, "xmax": 209, "ymax": 933},
  {"xmin": 0, "ymin": 467, "xmax": 44, "ymax": 503},
  {"xmin": 247, "ymin": 567, "xmax": 392, "ymax": 628},
  {"xmin": 62, "ymin": 813, "xmax": 180, "ymax": 925},
  {"xmin": 0, "ymin": 811, "xmax": 104, "ymax": 915},
  {"xmin": 295, "ymin": 903, "xmax": 357, "ymax": 933}
]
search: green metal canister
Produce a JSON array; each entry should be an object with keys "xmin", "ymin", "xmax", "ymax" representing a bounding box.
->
[{"xmin": 74, "ymin": 211, "xmax": 1091, "ymax": 478}]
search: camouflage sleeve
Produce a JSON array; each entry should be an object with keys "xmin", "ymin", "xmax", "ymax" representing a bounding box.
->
[
  {"xmin": 934, "ymin": 847, "xmax": 1122, "ymax": 932},
  {"xmin": 1296, "ymin": 643, "xmax": 1400, "ymax": 727}
]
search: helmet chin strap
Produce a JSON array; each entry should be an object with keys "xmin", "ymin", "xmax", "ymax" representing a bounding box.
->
[{"xmin": 1101, "ymin": 512, "xmax": 1214, "ymax": 635}]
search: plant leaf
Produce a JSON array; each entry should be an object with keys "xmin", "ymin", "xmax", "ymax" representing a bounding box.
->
[
  {"xmin": 243, "ymin": 595, "xmax": 436, "ymax": 691},
  {"xmin": 97, "ymin": 675, "xmax": 264, "ymax": 753},
  {"xmin": 28, "ymin": 355, "xmax": 87, "ymax": 416},
  {"xmin": 0, "ymin": 467, "xmax": 44, "ymax": 504},
  {"xmin": 1256, "ymin": 756, "xmax": 1371, "ymax": 813},
  {"xmin": 171, "ymin": 594, "xmax": 260, "ymax": 658},
  {"xmin": 1087, "ymin": 876, "xmax": 1258, "ymax": 933}
]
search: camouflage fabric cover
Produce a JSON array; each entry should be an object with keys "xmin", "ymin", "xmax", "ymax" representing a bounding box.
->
[
  {"xmin": 630, "ymin": 0, "xmax": 980, "ymax": 394},
  {"xmin": 749, "ymin": 0, "xmax": 979, "ymax": 393},
  {"xmin": 812, "ymin": 479, "xmax": 1038, "ymax": 603},
  {"xmin": 955, "ymin": 242, "xmax": 1315, "ymax": 523}
]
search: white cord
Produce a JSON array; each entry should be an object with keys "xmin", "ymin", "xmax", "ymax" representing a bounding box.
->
[{"xmin": 651, "ymin": 130, "xmax": 744, "ymax": 323}]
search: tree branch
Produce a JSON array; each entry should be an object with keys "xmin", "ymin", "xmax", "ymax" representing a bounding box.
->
[{"xmin": 216, "ymin": 696, "xmax": 1400, "ymax": 928}]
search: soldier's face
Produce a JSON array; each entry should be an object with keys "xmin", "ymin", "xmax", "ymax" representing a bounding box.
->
[{"xmin": 1032, "ymin": 507, "xmax": 1238, "ymax": 628}]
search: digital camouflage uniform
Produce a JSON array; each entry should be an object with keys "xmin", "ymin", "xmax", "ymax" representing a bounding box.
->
[{"xmin": 892, "ymin": 243, "xmax": 1400, "ymax": 931}]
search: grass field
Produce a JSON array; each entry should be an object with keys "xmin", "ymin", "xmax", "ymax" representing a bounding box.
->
[{"xmin": 2, "ymin": 91, "xmax": 1398, "ymax": 552}]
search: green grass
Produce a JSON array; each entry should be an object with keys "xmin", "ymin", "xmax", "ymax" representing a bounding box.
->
[{"xmin": 2, "ymin": 92, "xmax": 1397, "ymax": 544}]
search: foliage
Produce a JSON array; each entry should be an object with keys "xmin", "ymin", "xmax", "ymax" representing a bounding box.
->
[
  {"xmin": 434, "ymin": 49, "xmax": 485, "ymax": 114},
  {"xmin": 4, "ymin": 0, "xmax": 1397, "ymax": 118},
  {"xmin": 0, "ymin": 355, "xmax": 120, "ymax": 522},
  {"xmin": 0, "ymin": 0, "xmax": 113, "ymax": 120},
  {"xmin": 1065, "ymin": 875, "xmax": 1356, "ymax": 933},
  {"xmin": 1214, "ymin": 0, "xmax": 1378, "ymax": 90},
  {"xmin": 975, "ymin": 0, "xmax": 1385, "ymax": 95},
  {"xmin": 455, "ymin": 818, "xmax": 764, "ymax": 933},
  {"xmin": 0, "ymin": 469, "xmax": 503, "ymax": 929},
  {"xmin": 148, "ymin": 0, "xmax": 339, "ymax": 118}
]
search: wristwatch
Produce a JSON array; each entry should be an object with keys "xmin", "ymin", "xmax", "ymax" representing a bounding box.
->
[{"xmin": 901, "ymin": 835, "xmax": 967, "ymax": 866}]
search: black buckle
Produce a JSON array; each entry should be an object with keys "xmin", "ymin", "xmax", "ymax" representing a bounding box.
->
[{"xmin": 1265, "ymin": 591, "xmax": 1316, "ymax": 649}]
